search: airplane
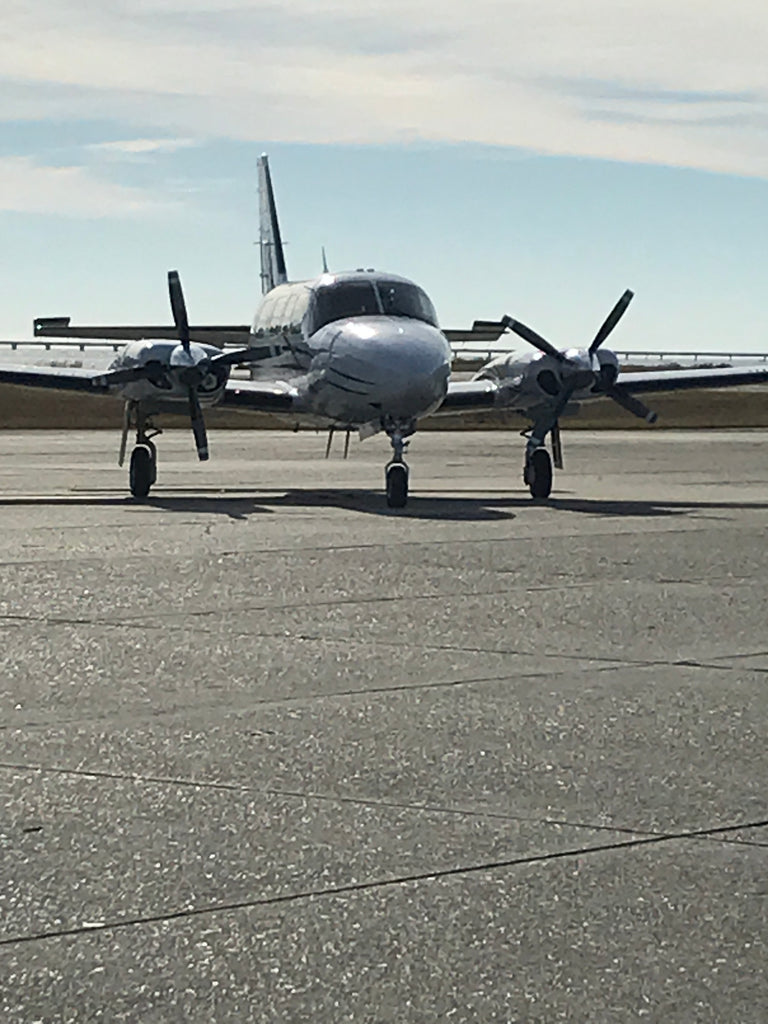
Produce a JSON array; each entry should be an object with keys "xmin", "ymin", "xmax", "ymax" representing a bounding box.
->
[{"xmin": 3, "ymin": 153, "xmax": 768, "ymax": 508}]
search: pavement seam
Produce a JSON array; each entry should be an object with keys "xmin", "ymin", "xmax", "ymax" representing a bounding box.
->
[
  {"xmin": 2, "ymin": 759, "xmax": 765, "ymax": 850},
  {"xmin": 2, "ymin": 816, "xmax": 767, "ymax": 949},
  {"xmin": 5, "ymin": 611, "xmax": 766, "ymax": 675}
]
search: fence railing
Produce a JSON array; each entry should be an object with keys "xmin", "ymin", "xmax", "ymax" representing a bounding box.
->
[
  {"xmin": 2, "ymin": 339, "xmax": 767, "ymax": 365},
  {"xmin": 450, "ymin": 348, "xmax": 768, "ymax": 364}
]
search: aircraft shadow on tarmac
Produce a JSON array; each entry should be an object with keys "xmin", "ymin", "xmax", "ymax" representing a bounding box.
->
[
  {"xmin": 148, "ymin": 490, "xmax": 516, "ymax": 521},
  {"xmin": 2, "ymin": 491, "xmax": 768, "ymax": 522},
  {"xmin": 100, "ymin": 490, "xmax": 768, "ymax": 521}
]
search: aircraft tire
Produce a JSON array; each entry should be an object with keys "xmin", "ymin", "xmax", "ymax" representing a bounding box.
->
[
  {"xmin": 528, "ymin": 447, "xmax": 552, "ymax": 499},
  {"xmin": 129, "ymin": 444, "xmax": 154, "ymax": 498},
  {"xmin": 386, "ymin": 463, "xmax": 409, "ymax": 508},
  {"xmin": 145, "ymin": 440, "xmax": 158, "ymax": 485}
]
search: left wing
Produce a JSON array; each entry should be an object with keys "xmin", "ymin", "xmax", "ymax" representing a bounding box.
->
[
  {"xmin": 438, "ymin": 364, "xmax": 768, "ymax": 416},
  {"xmin": 615, "ymin": 365, "xmax": 768, "ymax": 393}
]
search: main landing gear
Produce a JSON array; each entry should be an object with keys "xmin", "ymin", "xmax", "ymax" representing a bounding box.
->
[
  {"xmin": 522, "ymin": 417, "xmax": 561, "ymax": 500},
  {"xmin": 121, "ymin": 401, "xmax": 160, "ymax": 498},
  {"xmin": 384, "ymin": 420, "xmax": 414, "ymax": 509},
  {"xmin": 524, "ymin": 444, "xmax": 552, "ymax": 499}
]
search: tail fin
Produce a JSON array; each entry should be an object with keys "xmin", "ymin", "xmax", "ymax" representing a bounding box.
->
[{"xmin": 257, "ymin": 154, "xmax": 288, "ymax": 295}]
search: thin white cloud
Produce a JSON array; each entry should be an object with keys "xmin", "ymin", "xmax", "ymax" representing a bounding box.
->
[
  {"xmin": 2, "ymin": 0, "xmax": 768, "ymax": 176},
  {"xmin": 0, "ymin": 156, "xmax": 169, "ymax": 217},
  {"xmin": 89, "ymin": 137, "xmax": 199, "ymax": 155}
]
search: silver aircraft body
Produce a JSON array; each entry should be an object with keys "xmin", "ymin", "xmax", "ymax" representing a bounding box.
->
[{"xmin": 3, "ymin": 154, "xmax": 768, "ymax": 506}]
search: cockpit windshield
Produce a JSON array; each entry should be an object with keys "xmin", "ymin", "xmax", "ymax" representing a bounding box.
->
[
  {"xmin": 376, "ymin": 280, "xmax": 438, "ymax": 327},
  {"xmin": 313, "ymin": 282, "xmax": 380, "ymax": 332},
  {"xmin": 310, "ymin": 278, "xmax": 439, "ymax": 333}
]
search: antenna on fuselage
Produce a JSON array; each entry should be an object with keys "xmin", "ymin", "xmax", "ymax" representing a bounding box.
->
[
  {"xmin": 257, "ymin": 154, "xmax": 288, "ymax": 295},
  {"xmin": 321, "ymin": 246, "xmax": 329, "ymax": 274}
]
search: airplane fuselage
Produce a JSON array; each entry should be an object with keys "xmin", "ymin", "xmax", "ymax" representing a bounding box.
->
[
  {"xmin": 105, "ymin": 270, "xmax": 452, "ymax": 432},
  {"xmin": 248, "ymin": 270, "xmax": 453, "ymax": 431}
]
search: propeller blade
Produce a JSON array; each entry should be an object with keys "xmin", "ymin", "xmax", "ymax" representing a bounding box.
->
[
  {"xmin": 530, "ymin": 380, "xmax": 580, "ymax": 447},
  {"xmin": 168, "ymin": 270, "xmax": 190, "ymax": 353},
  {"xmin": 187, "ymin": 387, "xmax": 209, "ymax": 461},
  {"xmin": 588, "ymin": 289, "xmax": 633, "ymax": 354},
  {"xmin": 501, "ymin": 315, "xmax": 568, "ymax": 363},
  {"xmin": 605, "ymin": 382, "xmax": 658, "ymax": 423},
  {"xmin": 549, "ymin": 379, "xmax": 580, "ymax": 424}
]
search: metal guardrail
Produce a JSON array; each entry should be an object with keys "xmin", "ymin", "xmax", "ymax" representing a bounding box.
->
[
  {"xmin": 3, "ymin": 339, "xmax": 767, "ymax": 364},
  {"xmin": 451, "ymin": 348, "xmax": 768, "ymax": 363},
  {"xmin": 0, "ymin": 340, "xmax": 125, "ymax": 352}
]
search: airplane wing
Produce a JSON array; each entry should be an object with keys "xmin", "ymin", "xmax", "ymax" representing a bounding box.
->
[
  {"xmin": 0, "ymin": 363, "xmax": 112, "ymax": 393},
  {"xmin": 0, "ymin": 363, "xmax": 298, "ymax": 411},
  {"xmin": 438, "ymin": 364, "xmax": 768, "ymax": 415},
  {"xmin": 33, "ymin": 317, "xmax": 504, "ymax": 350},
  {"xmin": 614, "ymin": 365, "xmax": 768, "ymax": 393},
  {"xmin": 437, "ymin": 379, "xmax": 499, "ymax": 412},
  {"xmin": 221, "ymin": 378, "xmax": 297, "ymax": 413},
  {"xmin": 33, "ymin": 317, "xmax": 250, "ymax": 347}
]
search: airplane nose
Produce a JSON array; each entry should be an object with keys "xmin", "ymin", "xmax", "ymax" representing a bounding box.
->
[{"xmin": 330, "ymin": 320, "xmax": 450, "ymax": 419}]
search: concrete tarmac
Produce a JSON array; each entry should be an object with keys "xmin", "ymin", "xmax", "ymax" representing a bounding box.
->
[{"xmin": 1, "ymin": 428, "xmax": 768, "ymax": 1022}]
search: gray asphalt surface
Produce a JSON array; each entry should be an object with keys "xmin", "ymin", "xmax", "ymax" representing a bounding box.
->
[{"xmin": 2, "ymin": 428, "xmax": 768, "ymax": 1022}]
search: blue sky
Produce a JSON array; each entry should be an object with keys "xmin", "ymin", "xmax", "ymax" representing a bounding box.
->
[{"xmin": 2, "ymin": 0, "xmax": 767, "ymax": 353}]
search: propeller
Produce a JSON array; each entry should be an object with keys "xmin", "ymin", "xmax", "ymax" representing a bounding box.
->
[
  {"xmin": 168, "ymin": 269, "xmax": 209, "ymax": 460},
  {"xmin": 501, "ymin": 289, "xmax": 657, "ymax": 426},
  {"xmin": 499, "ymin": 290, "xmax": 659, "ymax": 473}
]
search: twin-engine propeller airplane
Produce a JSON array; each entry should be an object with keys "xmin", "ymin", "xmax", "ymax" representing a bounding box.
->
[{"xmin": 3, "ymin": 153, "xmax": 768, "ymax": 507}]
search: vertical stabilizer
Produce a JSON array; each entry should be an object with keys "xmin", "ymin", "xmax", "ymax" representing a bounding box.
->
[{"xmin": 257, "ymin": 154, "xmax": 288, "ymax": 294}]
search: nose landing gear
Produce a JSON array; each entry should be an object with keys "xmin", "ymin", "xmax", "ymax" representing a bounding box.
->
[
  {"xmin": 384, "ymin": 420, "xmax": 415, "ymax": 509},
  {"xmin": 386, "ymin": 462, "xmax": 409, "ymax": 508}
]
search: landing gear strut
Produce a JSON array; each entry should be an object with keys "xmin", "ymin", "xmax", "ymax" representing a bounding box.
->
[
  {"xmin": 121, "ymin": 401, "xmax": 161, "ymax": 498},
  {"xmin": 384, "ymin": 420, "xmax": 414, "ymax": 509}
]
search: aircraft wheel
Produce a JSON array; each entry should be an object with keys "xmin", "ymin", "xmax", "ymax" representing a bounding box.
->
[
  {"xmin": 528, "ymin": 447, "xmax": 552, "ymax": 499},
  {"xmin": 129, "ymin": 444, "xmax": 154, "ymax": 498},
  {"xmin": 386, "ymin": 463, "xmax": 409, "ymax": 508}
]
